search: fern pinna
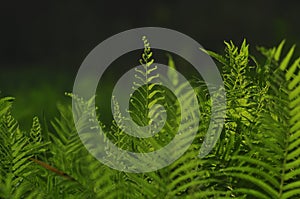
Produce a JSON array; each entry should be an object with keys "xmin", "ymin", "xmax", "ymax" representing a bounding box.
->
[{"xmin": 0, "ymin": 38, "xmax": 300, "ymax": 198}]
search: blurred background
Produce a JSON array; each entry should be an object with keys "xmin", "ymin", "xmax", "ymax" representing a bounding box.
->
[{"xmin": 1, "ymin": 0, "xmax": 300, "ymax": 129}]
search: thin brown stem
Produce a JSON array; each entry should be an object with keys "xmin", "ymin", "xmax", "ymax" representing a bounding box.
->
[{"xmin": 29, "ymin": 157, "xmax": 76, "ymax": 182}]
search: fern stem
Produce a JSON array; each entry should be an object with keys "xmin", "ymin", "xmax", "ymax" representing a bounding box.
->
[
  {"xmin": 278, "ymin": 134, "xmax": 289, "ymax": 198},
  {"xmin": 29, "ymin": 157, "xmax": 76, "ymax": 182}
]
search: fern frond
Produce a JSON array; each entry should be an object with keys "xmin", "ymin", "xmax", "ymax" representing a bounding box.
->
[
  {"xmin": 0, "ymin": 99, "xmax": 48, "ymax": 198},
  {"xmin": 223, "ymin": 41, "xmax": 300, "ymax": 199}
]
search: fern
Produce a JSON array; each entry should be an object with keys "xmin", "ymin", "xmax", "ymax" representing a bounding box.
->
[
  {"xmin": 1, "ymin": 38, "xmax": 300, "ymax": 198},
  {"xmin": 0, "ymin": 98, "xmax": 47, "ymax": 198},
  {"xmin": 218, "ymin": 41, "xmax": 300, "ymax": 198}
]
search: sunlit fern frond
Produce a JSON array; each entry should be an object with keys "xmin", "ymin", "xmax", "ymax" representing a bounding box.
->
[{"xmin": 222, "ymin": 41, "xmax": 300, "ymax": 199}]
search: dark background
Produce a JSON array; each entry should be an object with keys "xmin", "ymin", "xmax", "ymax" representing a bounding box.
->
[{"xmin": 1, "ymin": 0, "xmax": 300, "ymax": 128}]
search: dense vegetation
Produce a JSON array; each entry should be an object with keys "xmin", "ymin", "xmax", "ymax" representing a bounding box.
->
[{"xmin": 0, "ymin": 39, "xmax": 300, "ymax": 198}]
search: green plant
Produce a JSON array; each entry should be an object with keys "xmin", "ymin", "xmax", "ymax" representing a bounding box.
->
[{"xmin": 0, "ymin": 38, "xmax": 299, "ymax": 198}]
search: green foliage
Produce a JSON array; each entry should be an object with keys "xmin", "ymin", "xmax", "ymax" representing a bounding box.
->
[
  {"xmin": 0, "ymin": 98, "xmax": 47, "ymax": 198},
  {"xmin": 220, "ymin": 40, "xmax": 300, "ymax": 199},
  {"xmin": 0, "ymin": 38, "xmax": 300, "ymax": 198}
]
